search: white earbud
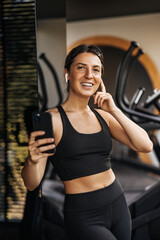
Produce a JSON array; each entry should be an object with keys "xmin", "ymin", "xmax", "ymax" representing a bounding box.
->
[{"xmin": 65, "ymin": 73, "xmax": 68, "ymax": 83}]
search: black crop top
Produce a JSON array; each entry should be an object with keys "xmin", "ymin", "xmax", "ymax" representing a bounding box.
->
[{"xmin": 49, "ymin": 105, "xmax": 112, "ymax": 181}]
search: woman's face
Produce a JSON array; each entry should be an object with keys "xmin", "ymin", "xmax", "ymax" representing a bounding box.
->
[{"xmin": 67, "ymin": 52, "xmax": 102, "ymax": 98}]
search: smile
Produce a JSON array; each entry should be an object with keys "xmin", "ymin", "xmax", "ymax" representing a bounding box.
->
[{"xmin": 81, "ymin": 82, "xmax": 94, "ymax": 87}]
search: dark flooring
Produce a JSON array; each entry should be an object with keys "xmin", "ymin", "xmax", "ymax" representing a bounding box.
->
[{"xmin": 111, "ymin": 160, "xmax": 160, "ymax": 205}]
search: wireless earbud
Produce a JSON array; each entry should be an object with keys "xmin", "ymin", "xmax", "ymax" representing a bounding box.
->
[{"xmin": 65, "ymin": 73, "xmax": 68, "ymax": 83}]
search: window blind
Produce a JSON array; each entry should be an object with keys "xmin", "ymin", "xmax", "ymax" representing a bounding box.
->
[{"xmin": 0, "ymin": 0, "xmax": 37, "ymax": 222}]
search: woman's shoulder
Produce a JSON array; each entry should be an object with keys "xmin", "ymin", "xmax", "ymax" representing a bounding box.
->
[
  {"xmin": 93, "ymin": 108, "xmax": 111, "ymax": 126},
  {"xmin": 46, "ymin": 107, "xmax": 63, "ymax": 137},
  {"xmin": 46, "ymin": 107, "xmax": 63, "ymax": 142},
  {"xmin": 46, "ymin": 106, "xmax": 61, "ymax": 124},
  {"xmin": 46, "ymin": 106, "xmax": 59, "ymax": 113},
  {"xmin": 46, "ymin": 106, "xmax": 61, "ymax": 115}
]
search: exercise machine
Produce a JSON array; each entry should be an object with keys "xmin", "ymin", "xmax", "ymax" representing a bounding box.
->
[{"xmin": 115, "ymin": 41, "xmax": 160, "ymax": 240}]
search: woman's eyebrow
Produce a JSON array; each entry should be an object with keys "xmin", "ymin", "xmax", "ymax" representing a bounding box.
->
[
  {"xmin": 75, "ymin": 63, "xmax": 100, "ymax": 68},
  {"xmin": 75, "ymin": 63, "xmax": 87, "ymax": 66},
  {"xmin": 93, "ymin": 65, "xmax": 100, "ymax": 68}
]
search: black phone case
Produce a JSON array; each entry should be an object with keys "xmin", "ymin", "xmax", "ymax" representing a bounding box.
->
[{"xmin": 32, "ymin": 111, "xmax": 56, "ymax": 154}]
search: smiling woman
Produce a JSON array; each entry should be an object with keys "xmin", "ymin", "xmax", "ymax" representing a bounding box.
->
[
  {"xmin": 21, "ymin": 43, "xmax": 153, "ymax": 240},
  {"xmin": 64, "ymin": 44, "xmax": 104, "ymax": 97},
  {"xmin": 65, "ymin": 52, "xmax": 102, "ymax": 97}
]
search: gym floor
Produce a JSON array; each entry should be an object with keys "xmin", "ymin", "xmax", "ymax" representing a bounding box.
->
[{"xmin": 111, "ymin": 160, "xmax": 160, "ymax": 205}]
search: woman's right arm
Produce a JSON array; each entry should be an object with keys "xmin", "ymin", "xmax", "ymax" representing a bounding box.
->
[{"xmin": 21, "ymin": 131, "xmax": 55, "ymax": 191}]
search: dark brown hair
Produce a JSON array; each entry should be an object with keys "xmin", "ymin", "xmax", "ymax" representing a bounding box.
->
[{"xmin": 64, "ymin": 44, "xmax": 104, "ymax": 74}]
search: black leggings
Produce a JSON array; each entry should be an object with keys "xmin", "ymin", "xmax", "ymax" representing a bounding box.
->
[{"xmin": 63, "ymin": 179, "xmax": 131, "ymax": 240}]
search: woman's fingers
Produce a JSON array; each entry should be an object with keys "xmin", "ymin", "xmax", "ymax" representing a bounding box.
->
[
  {"xmin": 97, "ymin": 94, "xmax": 106, "ymax": 107},
  {"xmin": 93, "ymin": 91, "xmax": 101, "ymax": 104},
  {"xmin": 35, "ymin": 137, "xmax": 54, "ymax": 147},
  {"xmin": 28, "ymin": 131, "xmax": 55, "ymax": 164},
  {"xmin": 37, "ymin": 143, "xmax": 55, "ymax": 154},
  {"xmin": 30, "ymin": 151, "xmax": 54, "ymax": 163},
  {"xmin": 29, "ymin": 131, "xmax": 45, "ymax": 145},
  {"xmin": 98, "ymin": 95, "xmax": 107, "ymax": 107},
  {"xmin": 28, "ymin": 137, "xmax": 54, "ymax": 153},
  {"xmin": 94, "ymin": 91, "xmax": 116, "ymax": 112},
  {"xmin": 100, "ymin": 79, "xmax": 106, "ymax": 93},
  {"xmin": 94, "ymin": 91, "xmax": 107, "ymax": 105},
  {"xmin": 30, "ymin": 139, "xmax": 55, "ymax": 154},
  {"xmin": 93, "ymin": 79, "xmax": 106, "ymax": 104},
  {"xmin": 29, "ymin": 144, "xmax": 55, "ymax": 164}
]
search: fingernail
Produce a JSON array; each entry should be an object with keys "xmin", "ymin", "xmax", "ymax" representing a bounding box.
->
[
  {"xmin": 50, "ymin": 144, "xmax": 55, "ymax": 148},
  {"xmin": 49, "ymin": 138, "xmax": 54, "ymax": 142}
]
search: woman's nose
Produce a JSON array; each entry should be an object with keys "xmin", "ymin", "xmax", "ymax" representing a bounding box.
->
[{"xmin": 85, "ymin": 69, "xmax": 93, "ymax": 79}]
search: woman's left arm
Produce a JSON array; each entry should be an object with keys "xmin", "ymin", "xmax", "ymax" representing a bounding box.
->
[
  {"xmin": 107, "ymin": 107, "xmax": 153, "ymax": 153},
  {"xmin": 94, "ymin": 80, "xmax": 153, "ymax": 153}
]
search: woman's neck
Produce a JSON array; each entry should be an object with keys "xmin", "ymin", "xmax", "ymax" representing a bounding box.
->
[{"xmin": 62, "ymin": 93, "xmax": 90, "ymax": 112}]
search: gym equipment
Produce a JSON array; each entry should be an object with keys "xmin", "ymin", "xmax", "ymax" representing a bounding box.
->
[
  {"xmin": 115, "ymin": 41, "xmax": 160, "ymax": 240},
  {"xmin": 115, "ymin": 41, "xmax": 160, "ymax": 124},
  {"xmin": 115, "ymin": 40, "xmax": 160, "ymax": 171},
  {"xmin": 38, "ymin": 53, "xmax": 63, "ymax": 111}
]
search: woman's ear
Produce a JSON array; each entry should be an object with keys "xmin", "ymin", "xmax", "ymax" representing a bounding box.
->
[
  {"xmin": 65, "ymin": 73, "xmax": 68, "ymax": 83},
  {"xmin": 64, "ymin": 69, "xmax": 69, "ymax": 83}
]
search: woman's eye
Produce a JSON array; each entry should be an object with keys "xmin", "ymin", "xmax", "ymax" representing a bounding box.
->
[
  {"xmin": 77, "ymin": 66, "xmax": 84, "ymax": 70},
  {"xmin": 93, "ymin": 69, "xmax": 100, "ymax": 72}
]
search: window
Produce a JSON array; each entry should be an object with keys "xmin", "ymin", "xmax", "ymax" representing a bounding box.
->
[{"xmin": 0, "ymin": 0, "xmax": 37, "ymax": 222}]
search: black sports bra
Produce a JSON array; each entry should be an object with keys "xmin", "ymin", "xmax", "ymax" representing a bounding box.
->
[{"xmin": 49, "ymin": 105, "xmax": 112, "ymax": 181}]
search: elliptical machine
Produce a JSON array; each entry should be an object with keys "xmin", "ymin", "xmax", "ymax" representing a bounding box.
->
[{"xmin": 115, "ymin": 41, "xmax": 160, "ymax": 240}]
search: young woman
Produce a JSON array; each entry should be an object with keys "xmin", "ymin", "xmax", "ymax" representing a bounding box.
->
[{"xmin": 21, "ymin": 44, "xmax": 153, "ymax": 240}]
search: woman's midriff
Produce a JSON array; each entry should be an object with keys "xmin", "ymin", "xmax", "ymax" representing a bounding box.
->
[{"xmin": 63, "ymin": 169, "xmax": 116, "ymax": 194}]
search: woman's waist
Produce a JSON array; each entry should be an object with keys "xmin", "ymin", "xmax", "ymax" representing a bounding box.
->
[
  {"xmin": 64, "ymin": 177, "xmax": 124, "ymax": 211},
  {"xmin": 63, "ymin": 169, "xmax": 115, "ymax": 194}
]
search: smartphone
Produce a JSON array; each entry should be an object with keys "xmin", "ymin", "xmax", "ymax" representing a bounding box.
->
[{"xmin": 32, "ymin": 111, "xmax": 56, "ymax": 154}]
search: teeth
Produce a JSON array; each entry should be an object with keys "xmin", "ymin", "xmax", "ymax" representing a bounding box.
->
[{"xmin": 81, "ymin": 83, "xmax": 93, "ymax": 87}]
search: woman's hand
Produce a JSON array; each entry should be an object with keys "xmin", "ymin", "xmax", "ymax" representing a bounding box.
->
[
  {"xmin": 28, "ymin": 131, "xmax": 55, "ymax": 164},
  {"xmin": 93, "ymin": 79, "xmax": 117, "ymax": 113},
  {"xmin": 93, "ymin": 80, "xmax": 153, "ymax": 153}
]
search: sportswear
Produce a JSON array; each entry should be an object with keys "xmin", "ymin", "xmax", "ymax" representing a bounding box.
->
[
  {"xmin": 64, "ymin": 179, "xmax": 131, "ymax": 240},
  {"xmin": 50, "ymin": 105, "xmax": 112, "ymax": 181}
]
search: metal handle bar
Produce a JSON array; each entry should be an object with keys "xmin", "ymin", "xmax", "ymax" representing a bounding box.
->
[
  {"xmin": 142, "ymin": 89, "xmax": 160, "ymax": 109},
  {"xmin": 121, "ymin": 49, "xmax": 144, "ymax": 107},
  {"xmin": 129, "ymin": 88, "xmax": 146, "ymax": 110},
  {"xmin": 115, "ymin": 41, "xmax": 139, "ymax": 108},
  {"xmin": 115, "ymin": 42, "xmax": 160, "ymax": 124}
]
